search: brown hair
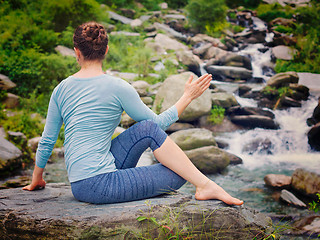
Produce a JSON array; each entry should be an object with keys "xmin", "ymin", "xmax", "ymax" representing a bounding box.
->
[{"xmin": 73, "ymin": 22, "xmax": 109, "ymax": 61}]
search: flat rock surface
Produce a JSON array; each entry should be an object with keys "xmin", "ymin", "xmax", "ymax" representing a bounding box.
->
[{"xmin": 0, "ymin": 183, "xmax": 272, "ymax": 239}]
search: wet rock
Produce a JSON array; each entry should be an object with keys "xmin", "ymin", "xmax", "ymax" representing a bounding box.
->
[
  {"xmin": 165, "ymin": 122, "xmax": 194, "ymax": 134},
  {"xmin": 28, "ymin": 137, "xmax": 41, "ymax": 152},
  {"xmin": 153, "ymin": 72, "xmax": 211, "ymax": 122},
  {"xmin": 0, "ymin": 176, "xmax": 31, "ymax": 189},
  {"xmin": 0, "ymin": 137, "xmax": 22, "ymax": 176},
  {"xmin": 0, "ymin": 74, "xmax": 16, "ymax": 90},
  {"xmin": 292, "ymin": 216, "xmax": 320, "ymax": 238},
  {"xmin": 184, "ymin": 146, "xmax": 230, "ymax": 174},
  {"xmin": 154, "ymin": 33, "xmax": 188, "ymax": 52},
  {"xmin": 306, "ymin": 97, "xmax": 320, "ymax": 126},
  {"xmin": 280, "ymin": 190, "xmax": 307, "ymax": 208},
  {"xmin": 199, "ymin": 117, "xmax": 244, "ymax": 133},
  {"xmin": 280, "ymin": 96, "xmax": 301, "ymax": 108},
  {"xmin": 243, "ymin": 138, "xmax": 273, "ymax": 155},
  {"xmin": 270, "ymin": 31, "xmax": 297, "ymax": 47},
  {"xmin": 230, "ymin": 115, "xmax": 279, "ymax": 129},
  {"xmin": 291, "ymin": 168, "xmax": 320, "ymax": 198},
  {"xmin": 54, "ymin": 45, "xmax": 76, "ymax": 57},
  {"xmin": 238, "ymin": 85, "xmax": 252, "ymax": 96},
  {"xmin": 0, "ymin": 183, "xmax": 272, "ymax": 240},
  {"xmin": 176, "ymin": 50, "xmax": 201, "ymax": 76},
  {"xmin": 131, "ymin": 80, "xmax": 150, "ymax": 97},
  {"xmin": 270, "ymin": 17, "xmax": 296, "ymax": 27},
  {"xmin": 211, "ymin": 92, "xmax": 239, "ymax": 109},
  {"xmin": 169, "ymin": 128, "xmax": 217, "ymax": 151},
  {"xmin": 218, "ymin": 54, "xmax": 252, "ymax": 70},
  {"xmin": 107, "ymin": 11, "xmax": 133, "ymax": 24},
  {"xmin": 264, "ymin": 174, "xmax": 292, "ymax": 188},
  {"xmin": 266, "ymin": 72, "xmax": 299, "ymax": 88},
  {"xmin": 288, "ymin": 83, "xmax": 309, "ymax": 101},
  {"xmin": 226, "ymin": 106, "xmax": 275, "ymax": 119},
  {"xmin": 272, "ymin": 45, "xmax": 297, "ymax": 60},
  {"xmin": 308, "ymin": 122, "xmax": 320, "ymax": 151},
  {"xmin": 205, "ymin": 65, "xmax": 253, "ymax": 81},
  {"xmin": 3, "ymin": 93, "xmax": 19, "ymax": 108},
  {"xmin": 153, "ymin": 23, "xmax": 187, "ymax": 42}
]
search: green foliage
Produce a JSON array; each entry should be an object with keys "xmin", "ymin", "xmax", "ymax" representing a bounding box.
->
[
  {"xmin": 208, "ymin": 105, "xmax": 225, "ymax": 124},
  {"xmin": 1, "ymin": 112, "xmax": 44, "ymax": 139},
  {"xmin": 0, "ymin": 89, "xmax": 7, "ymax": 102},
  {"xmin": 256, "ymin": 3, "xmax": 294, "ymax": 22},
  {"xmin": 274, "ymin": 25, "xmax": 294, "ymax": 34},
  {"xmin": 309, "ymin": 193, "xmax": 320, "ymax": 213},
  {"xmin": 225, "ymin": 0, "xmax": 261, "ymax": 9},
  {"xmin": 186, "ymin": 0, "xmax": 228, "ymax": 34},
  {"xmin": 166, "ymin": 0, "xmax": 188, "ymax": 9}
]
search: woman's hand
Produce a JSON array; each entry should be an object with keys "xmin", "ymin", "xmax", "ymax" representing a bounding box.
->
[
  {"xmin": 175, "ymin": 73, "xmax": 212, "ymax": 117},
  {"xmin": 22, "ymin": 165, "xmax": 46, "ymax": 191},
  {"xmin": 183, "ymin": 73, "xmax": 212, "ymax": 102}
]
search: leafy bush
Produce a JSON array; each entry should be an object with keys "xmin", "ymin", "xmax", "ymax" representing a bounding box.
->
[
  {"xmin": 186, "ymin": 0, "xmax": 228, "ymax": 34},
  {"xmin": 257, "ymin": 3, "xmax": 294, "ymax": 22},
  {"xmin": 208, "ymin": 105, "xmax": 225, "ymax": 124},
  {"xmin": 166, "ymin": 0, "xmax": 188, "ymax": 9}
]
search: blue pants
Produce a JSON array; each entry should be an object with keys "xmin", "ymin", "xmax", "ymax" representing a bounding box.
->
[{"xmin": 71, "ymin": 120, "xmax": 186, "ymax": 204}]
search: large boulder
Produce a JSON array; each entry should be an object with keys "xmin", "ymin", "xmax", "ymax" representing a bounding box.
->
[
  {"xmin": 3, "ymin": 93, "xmax": 19, "ymax": 108},
  {"xmin": 54, "ymin": 45, "xmax": 76, "ymax": 57},
  {"xmin": 211, "ymin": 92, "xmax": 239, "ymax": 109},
  {"xmin": 0, "ymin": 137, "xmax": 22, "ymax": 176},
  {"xmin": 291, "ymin": 168, "xmax": 320, "ymax": 198},
  {"xmin": 153, "ymin": 72, "xmax": 211, "ymax": 122},
  {"xmin": 154, "ymin": 33, "xmax": 188, "ymax": 52},
  {"xmin": 0, "ymin": 183, "xmax": 272, "ymax": 239},
  {"xmin": 272, "ymin": 45, "xmax": 297, "ymax": 60},
  {"xmin": 264, "ymin": 174, "xmax": 292, "ymax": 188},
  {"xmin": 176, "ymin": 50, "xmax": 201, "ymax": 76},
  {"xmin": 190, "ymin": 34, "xmax": 226, "ymax": 50},
  {"xmin": 266, "ymin": 72, "xmax": 299, "ymax": 88},
  {"xmin": 0, "ymin": 74, "xmax": 16, "ymax": 90},
  {"xmin": 107, "ymin": 11, "xmax": 133, "ymax": 24},
  {"xmin": 307, "ymin": 122, "xmax": 320, "ymax": 151},
  {"xmin": 153, "ymin": 22, "xmax": 187, "ymax": 42},
  {"xmin": 230, "ymin": 115, "xmax": 279, "ymax": 129},
  {"xmin": 131, "ymin": 80, "xmax": 150, "ymax": 97},
  {"xmin": 169, "ymin": 128, "xmax": 217, "ymax": 151},
  {"xmin": 184, "ymin": 146, "xmax": 231, "ymax": 174},
  {"xmin": 205, "ymin": 65, "xmax": 253, "ymax": 81}
]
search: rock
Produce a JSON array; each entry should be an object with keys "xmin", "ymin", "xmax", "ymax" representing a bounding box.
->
[
  {"xmin": 51, "ymin": 147, "xmax": 64, "ymax": 159},
  {"xmin": 159, "ymin": 2, "xmax": 168, "ymax": 9},
  {"xmin": 0, "ymin": 137, "xmax": 22, "ymax": 176},
  {"xmin": 192, "ymin": 42, "xmax": 212, "ymax": 58},
  {"xmin": 238, "ymin": 85, "xmax": 252, "ymax": 96},
  {"xmin": 184, "ymin": 146, "xmax": 230, "ymax": 174},
  {"xmin": 272, "ymin": 45, "xmax": 297, "ymax": 60},
  {"xmin": 120, "ymin": 113, "xmax": 135, "ymax": 127},
  {"xmin": 280, "ymin": 96, "xmax": 301, "ymax": 108},
  {"xmin": 130, "ymin": 19, "xmax": 143, "ymax": 29},
  {"xmin": 292, "ymin": 216, "xmax": 320, "ymax": 237},
  {"xmin": 205, "ymin": 66, "xmax": 253, "ymax": 81},
  {"xmin": 107, "ymin": 11, "xmax": 133, "ymax": 24},
  {"xmin": 218, "ymin": 53, "xmax": 252, "ymax": 70},
  {"xmin": 226, "ymin": 152, "xmax": 243, "ymax": 165},
  {"xmin": 28, "ymin": 137, "xmax": 42, "ymax": 152},
  {"xmin": 141, "ymin": 96, "xmax": 153, "ymax": 105},
  {"xmin": 270, "ymin": 17, "xmax": 296, "ymax": 27},
  {"xmin": 264, "ymin": 174, "xmax": 292, "ymax": 188},
  {"xmin": 204, "ymin": 46, "xmax": 228, "ymax": 60},
  {"xmin": 119, "ymin": 8, "xmax": 136, "ymax": 18},
  {"xmin": 145, "ymin": 41, "xmax": 166, "ymax": 55},
  {"xmin": 307, "ymin": 97, "xmax": 320, "ymax": 126},
  {"xmin": 270, "ymin": 31, "xmax": 297, "ymax": 47},
  {"xmin": 110, "ymin": 31, "xmax": 140, "ymax": 37},
  {"xmin": 3, "ymin": 93, "xmax": 19, "ymax": 108},
  {"xmin": 230, "ymin": 115, "xmax": 279, "ymax": 129},
  {"xmin": 176, "ymin": 50, "xmax": 201, "ymax": 76},
  {"xmin": 226, "ymin": 106, "xmax": 275, "ymax": 120},
  {"xmin": 163, "ymin": 14, "xmax": 186, "ymax": 21},
  {"xmin": 153, "ymin": 23, "xmax": 187, "ymax": 42},
  {"xmin": 153, "ymin": 72, "xmax": 211, "ymax": 122},
  {"xmin": 165, "ymin": 122, "xmax": 194, "ymax": 134},
  {"xmin": 131, "ymin": 80, "xmax": 150, "ymax": 97},
  {"xmin": 243, "ymin": 138, "xmax": 273, "ymax": 155},
  {"xmin": 288, "ymin": 83, "xmax": 309, "ymax": 101},
  {"xmin": 154, "ymin": 61, "xmax": 165, "ymax": 71},
  {"xmin": 0, "ymin": 176, "xmax": 31, "ymax": 189},
  {"xmin": 0, "ymin": 127, "xmax": 6, "ymax": 138},
  {"xmin": 267, "ymin": 72, "xmax": 299, "ymax": 88},
  {"xmin": 211, "ymin": 92, "xmax": 239, "ymax": 109},
  {"xmin": 0, "ymin": 74, "xmax": 16, "ymax": 90},
  {"xmin": 54, "ymin": 45, "xmax": 76, "ymax": 57},
  {"xmin": 0, "ymin": 183, "xmax": 272, "ymax": 239},
  {"xmin": 154, "ymin": 33, "xmax": 188, "ymax": 52},
  {"xmin": 280, "ymin": 190, "xmax": 307, "ymax": 208},
  {"xmin": 190, "ymin": 34, "xmax": 226, "ymax": 50},
  {"xmin": 291, "ymin": 168, "xmax": 320, "ymax": 197},
  {"xmin": 262, "ymin": 0, "xmax": 310, "ymax": 7},
  {"xmin": 169, "ymin": 128, "xmax": 217, "ymax": 151}
]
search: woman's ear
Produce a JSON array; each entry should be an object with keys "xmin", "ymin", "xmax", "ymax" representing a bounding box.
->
[{"xmin": 105, "ymin": 45, "xmax": 109, "ymax": 55}]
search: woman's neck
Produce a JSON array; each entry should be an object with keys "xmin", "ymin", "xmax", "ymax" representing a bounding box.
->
[{"xmin": 73, "ymin": 60, "xmax": 105, "ymax": 78}]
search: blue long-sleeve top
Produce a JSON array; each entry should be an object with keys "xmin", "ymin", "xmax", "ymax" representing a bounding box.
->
[{"xmin": 36, "ymin": 74, "xmax": 179, "ymax": 183}]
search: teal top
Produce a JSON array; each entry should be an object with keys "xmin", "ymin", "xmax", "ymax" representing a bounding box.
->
[{"xmin": 36, "ymin": 74, "xmax": 179, "ymax": 183}]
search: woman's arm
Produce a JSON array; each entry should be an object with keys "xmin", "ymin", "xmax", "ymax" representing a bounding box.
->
[
  {"xmin": 22, "ymin": 165, "xmax": 46, "ymax": 190},
  {"xmin": 118, "ymin": 73, "xmax": 212, "ymax": 130}
]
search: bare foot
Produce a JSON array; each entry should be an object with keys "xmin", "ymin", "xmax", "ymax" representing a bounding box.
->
[{"xmin": 195, "ymin": 180, "xmax": 243, "ymax": 206}]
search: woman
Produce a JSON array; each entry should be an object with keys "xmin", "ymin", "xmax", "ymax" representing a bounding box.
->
[{"xmin": 23, "ymin": 22, "xmax": 243, "ymax": 206}]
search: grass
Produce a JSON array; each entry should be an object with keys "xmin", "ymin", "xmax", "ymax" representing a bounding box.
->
[{"xmin": 208, "ymin": 105, "xmax": 225, "ymax": 125}]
